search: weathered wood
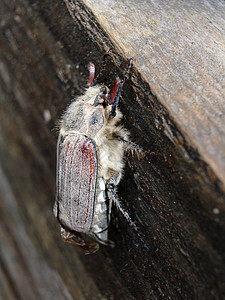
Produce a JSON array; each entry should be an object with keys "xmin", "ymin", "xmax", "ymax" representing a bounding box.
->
[
  {"xmin": 70, "ymin": 0, "xmax": 225, "ymax": 188},
  {"xmin": 0, "ymin": 0, "xmax": 225, "ymax": 299}
]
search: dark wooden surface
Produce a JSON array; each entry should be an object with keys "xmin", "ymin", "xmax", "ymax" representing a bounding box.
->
[
  {"xmin": 74, "ymin": 0, "xmax": 225, "ymax": 188},
  {"xmin": 0, "ymin": 0, "xmax": 225, "ymax": 299}
]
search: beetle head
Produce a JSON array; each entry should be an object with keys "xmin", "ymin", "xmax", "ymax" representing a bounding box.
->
[{"xmin": 87, "ymin": 58, "xmax": 133, "ymax": 118}]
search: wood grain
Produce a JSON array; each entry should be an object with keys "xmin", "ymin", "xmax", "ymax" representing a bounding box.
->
[
  {"xmin": 77, "ymin": 0, "xmax": 225, "ymax": 187},
  {"xmin": 0, "ymin": 0, "xmax": 225, "ymax": 299}
]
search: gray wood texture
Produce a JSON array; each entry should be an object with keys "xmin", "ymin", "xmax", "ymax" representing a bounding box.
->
[
  {"xmin": 0, "ymin": 0, "xmax": 225, "ymax": 299},
  {"xmin": 76, "ymin": 0, "xmax": 225, "ymax": 188}
]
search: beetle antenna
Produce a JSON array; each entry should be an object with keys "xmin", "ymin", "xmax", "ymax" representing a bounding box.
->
[
  {"xmin": 87, "ymin": 62, "xmax": 95, "ymax": 87},
  {"xmin": 109, "ymin": 58, "xmax": 133, "ymax": 118},
  {"xmin": 109, "ymin": 77, "xmax": 121, "ymax": 105}
]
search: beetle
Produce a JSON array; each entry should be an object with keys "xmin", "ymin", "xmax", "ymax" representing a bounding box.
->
[{"xmin": 54, "ymin": 58, "xmax": 149, "ymax": 254}]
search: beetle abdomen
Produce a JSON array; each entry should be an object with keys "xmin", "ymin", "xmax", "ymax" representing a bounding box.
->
[{"xmin": 91, "ymin": 177, "xmax": 109, "ymax": 243}]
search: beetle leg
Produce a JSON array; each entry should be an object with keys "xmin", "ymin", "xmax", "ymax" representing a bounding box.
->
[
  {"xmin": 92, "ymin": 230, "xmax": 115, "ymax": 248},
  {"xmin": 109, "ymin": 58, "xmax": 133, "ymax": 118},
  {"xmin": 61, "ymin": 227, "xmax": 99, "ymax": 255},
  {"xmin": 107, "ymin": 184, "xmax": 150, "ymax": 251},
  {"xmin": 118, "ymin": 136, "xmax": 145, "ymax": 158},
  {"xmin": 115, "ymin": 135, "xmax": 155, "ymax": 158}
]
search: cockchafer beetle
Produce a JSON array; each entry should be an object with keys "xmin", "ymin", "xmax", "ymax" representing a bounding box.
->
[{"xmin": 54, "ymin": 58, "xmax": 149, "ymax": 254}]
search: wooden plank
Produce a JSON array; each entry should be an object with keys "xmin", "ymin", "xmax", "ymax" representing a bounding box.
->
[
  {"xmin": 0, "ymin": 0, "xmax": 225, "ymax": 299},
  {"xmin": 69, "ymin": 0, "xmax": 225, "ymax": 188}
]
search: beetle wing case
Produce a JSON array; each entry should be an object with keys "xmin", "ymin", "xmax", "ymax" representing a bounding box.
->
[{"xmin": 57, "ymin": 133, "xmax": 98, "ymax": 232}]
